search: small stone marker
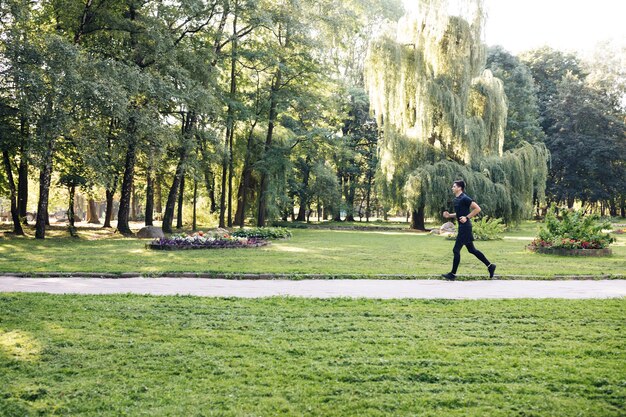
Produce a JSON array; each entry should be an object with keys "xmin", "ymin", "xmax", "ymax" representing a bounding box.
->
[{"xmin": 137, "ymin": 226, "xmax": 165, "ymax": 239}]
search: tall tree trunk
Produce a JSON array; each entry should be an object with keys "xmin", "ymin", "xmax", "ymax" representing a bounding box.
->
[
  {"xmin": 227, "ymin": 6, "xmax": 238, "ymax": 228},
  {"xmin": 86, "ymin": 198, "xmax": 100, "ymax": 224},
  {"xmin": 163, "ymin": 157, "xmax": 185, "ymax": 234},
  {"xmin": 176, "ymin": 175, "xmax": 185, "ymax": 229},
  {"xmin": 296, "ymin": 164, "xmax": 310, "ymax": 222},
  {"xmin": 117, "ymin": 125, "xmax": 137, "ymax": 236},
  {"xmin": 2, "ymin": 151, "xmax": 24, "ymax": 235},
  {"xmin": 345, "ymin": 174, "xmax": 356, "ymax": 222},
  {"xmin": 235, "ymin": 120, "xmax": 257, "ymax": 227},
  {"xmin": 204, "ymin": 168, "xmax": 217, "ymax": 214},
  {"xmin": 18, "ymin": 162, "xmax": 28, "ymax": 224},
  {"xmin": 18, "ymin": 118, "xmax": 29, "ymax": 224},
  {"xmin": 257, "ymin": 72, "xmax": 282, "ymax": 227},
  {"xmin": 332, "ymin": 171, "xmax": 343, "ymax": 221},
  {"xmin": 365, "ymin": 171, "xmax": 373, "ymax": 222},
  {"xmin": 145, "ymin": 169, "xmax": 154, "ymax": 226},
  {"xmin": 410, "ymin": 206, "xmax": 426, "ymax": 230},
  {"xmin": 35, "ymin": 136, "xmax": 55, "ymax": 239},
  {"xmin": 192, "ymin": 179, "xmax": 198, "ymax": 231}
]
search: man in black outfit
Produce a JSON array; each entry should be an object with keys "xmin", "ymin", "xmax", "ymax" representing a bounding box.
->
[{"xmin": 441, "ymin": 180, "xmax": 496, "ymax": 281}]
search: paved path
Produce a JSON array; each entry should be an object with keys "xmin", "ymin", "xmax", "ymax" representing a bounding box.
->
[{"xmin": 1, "ymin": 277, "xmax": 625, "ymax": 299}]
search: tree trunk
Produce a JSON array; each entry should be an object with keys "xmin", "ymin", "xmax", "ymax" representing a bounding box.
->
[
  {"xmin": 345, "ymin": 175, "xmax": 356, "ymax": 222},
  {"xmin": 117, "ymin": 128, "xmax": 137, "ymax": 236},
  {"xmin": 130, "ymin": 183, "xmax": 138, "ymax": 221},
  {"xmin": 162, "ymin": 152, "xmax": 186, "ymax": 234},
  {"xmin": 410, "ymin": 206, "xmax": 426, "ymax": 230},
  {"xmin": 18, "ymin": 155, "xmax": 28, "ymax": 225},
  {"xmin": 192, "ymin": 179, "xmax": 198, "ymax": 231},
  {"xmin": 235, "ymin": 121, "xmax": 257, "ymax": 227},
  {"xmin": 18, "ymin": 118, "xmax": 29, "ymax": 224},
  {"xmin": 221, "ymin": 5, "xmax": 238, "ymax": 228},
  {"xmin": 103, "ymin": 186, "xmax": 116, "ymax": 228},
  {"xmin": 204, "ymin": 168, "xmax": 217, "ymax": 214},
  {"xmin": 2, "ymin": 151, "xmax": 24, "ymax": 235},
  {"xmin": 257, "ymin": 72, "xmax": 282, "ymax": 227},
  {"xmin": 145, "ymin": 170, "xmax": 154, "ymax": 226},
  {"xmin": 35, "ymin": 136, "xmax": 55, "ymax": 239},
  {"xmin": 86, "ymin": 198, "xmax": 100, "ymax": 224},
  {"xmin": 67, "ymin": 185, "xmax": 76, "ymax": 228},
  {"xmin": 176, "ymin": 175, "xmax": 185, "ymax": 229}
]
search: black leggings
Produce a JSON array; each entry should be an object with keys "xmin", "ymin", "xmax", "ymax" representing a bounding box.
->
[{"xmin": 451, "ymin": 240, "xmax": 490, "ymax": 274}]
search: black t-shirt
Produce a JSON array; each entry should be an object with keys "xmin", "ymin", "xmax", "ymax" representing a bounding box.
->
[
  {"xmin": 453, "ymin": 193, "xmax": 473, "ymax": 218},
  {"xmin": 454, "ymin": 193, "xmax": 474, "ymax": 243}
]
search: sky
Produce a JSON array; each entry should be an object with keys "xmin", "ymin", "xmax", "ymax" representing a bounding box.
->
[
  {"xmin": 483, "ymin": 0, "xmax": 625, "ymax": 55},
  {"xmin": 402, "ymin": 0, "xmax": 626, "ymax": 56}
]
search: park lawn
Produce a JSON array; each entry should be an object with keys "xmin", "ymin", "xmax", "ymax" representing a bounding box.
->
[
  {"xmin": 0, "ymin": 222, "xmax": 624, "ymax": 277},
  {"xmin": 0, "ymin": 294, "xmax": 624, "ymax": 416}
]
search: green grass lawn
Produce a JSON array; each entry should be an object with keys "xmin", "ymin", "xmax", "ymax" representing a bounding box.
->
[
  {"xmin": 0, "ymin": 222, "xmax": 624, "ymax": 277},
  {"xmin": 0, "ymin": 294, "xmax": 624, "ymax": 416}
]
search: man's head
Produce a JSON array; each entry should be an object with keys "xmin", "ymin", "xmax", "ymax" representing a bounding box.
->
[{"xmin": 452, "ymin": 180, "xmax": 465, "ymax": 195}]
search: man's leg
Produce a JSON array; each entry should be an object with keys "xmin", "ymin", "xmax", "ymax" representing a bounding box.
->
[
  {"xmin": 442, "ymin": 240, "xmax": 463, "ymax": 280},
  {"xmin": 466, "ymin": 242, "xmax": 496, "ymax": 278},
  {"xmin": 451, "ymin": 240, "xmax": 464, "ymax": 274}
]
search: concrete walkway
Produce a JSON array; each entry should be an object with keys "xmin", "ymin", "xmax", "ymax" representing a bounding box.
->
[{"xmin": 1, "ymin": 277, "xmax": 625, "ymax": 299}]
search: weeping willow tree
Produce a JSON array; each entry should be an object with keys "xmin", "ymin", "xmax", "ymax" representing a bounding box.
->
[{"xmin": 365, "ymin": 0, "xmax": 548, "ymax": 228}]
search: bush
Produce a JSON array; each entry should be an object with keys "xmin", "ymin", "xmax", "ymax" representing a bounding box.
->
[
  {"xmin": 231, "ymin": 227, "xmax": 292, "ymax": 240},
  {"xmin": 472, "ymin": 217, "xmax": 505, "ymax": 240},
  {"xmin": 529, "ymin": 205, "xmax": 614, "ymax": 251},
  {"xmin": 446, "ymin": 217, "xmax": 505, "ymax": 241}
]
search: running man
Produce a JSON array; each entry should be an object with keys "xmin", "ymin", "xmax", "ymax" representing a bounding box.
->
[{"xmin": 441, "ymin": 180, "xmax": 496, "ymax": 281}]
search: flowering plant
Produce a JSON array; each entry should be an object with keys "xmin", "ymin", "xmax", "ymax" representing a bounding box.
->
[
  {"xmin": 148, "ymin": 231, "xmax": 267, "ymax": 250},
  {"xmin": 528, "ymin": 205, "xmax": 614, "ymax": 251}
]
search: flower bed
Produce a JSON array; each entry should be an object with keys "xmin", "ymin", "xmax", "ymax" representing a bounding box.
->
[
  {"xmin": 527, "ymin": 205, "xmax": 614, "ymax": 256},
  {"xmin": 147, "ymin": 231, "xmax": 269, "ymax": 250}
]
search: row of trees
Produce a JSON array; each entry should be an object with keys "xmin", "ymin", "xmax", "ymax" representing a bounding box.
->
[
  {"xmin": 1, "ymin": 0, "xmax": 624, "ymax": 239},
  {"xmin": 0, "ymin": 0, "xmax": 403, "ymax": 238}
]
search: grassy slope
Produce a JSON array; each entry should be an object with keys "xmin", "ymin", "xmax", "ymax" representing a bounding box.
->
[
  {"xmin": 0, "ymin": 222, "xmax": 624, "ymax": 277},
  {"xmin": 0, "ymin": 294, "xmax": 624, "ymax": 416}
]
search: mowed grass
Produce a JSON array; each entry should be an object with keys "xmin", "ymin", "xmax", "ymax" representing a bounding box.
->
[
  {"xmin": 0, "ymin": 294, "xmax": 624, "ymax": 416},
  {"xmin": 0, "ymin": 222, "xmax": 624, "ymax": 277}
]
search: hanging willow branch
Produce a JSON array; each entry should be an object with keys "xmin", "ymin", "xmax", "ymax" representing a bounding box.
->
[{"xmin": 365, "ymin": 0, "xmax": 548, "ymax": 223}]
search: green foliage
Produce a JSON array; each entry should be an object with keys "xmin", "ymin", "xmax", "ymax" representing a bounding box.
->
[
  {"xmin": 231, "ymin": 227, "xmax": 292, "ymax": 240},
  {"xmin": 532, "ymin": 205, "xmax": 615, "ymax": 250},
  {"xmin": 471, "ymin": 217, "xmax": 505, "ymax": 240},
  {"xmin": 486, "ymin": 46, "xmax": 545, "ymax": 151},
  {"xmin": 366, "ymin": 2, "xmax": 548, "ymax": 225},
  {"xmin": 446, "ymin": 217, "xmax": 505, "ymax": 241}
]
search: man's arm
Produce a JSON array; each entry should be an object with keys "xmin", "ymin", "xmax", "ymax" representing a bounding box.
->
[
  {"xmin": 443, "ymin": 211, "xmax": 456, "ymax": 219},
  {"xmin": 458, "ymin": 202, "xmax": 481, "ymax": 224}
]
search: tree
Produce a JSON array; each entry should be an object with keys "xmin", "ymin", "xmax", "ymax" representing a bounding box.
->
[
  {"xmin": 366, "ymin": 0, "xmax": 548, "ymax": 228},
  {"xmin": 520, "ymin": 47, "xmax": 585, "ymax": 133},
  {"xmin": 545, "ymin": 73, "xmax": 625, "ymax": 211},
  {"xmin": 486, "ymin": 46, "xmax": 545, "ymax": 151}
]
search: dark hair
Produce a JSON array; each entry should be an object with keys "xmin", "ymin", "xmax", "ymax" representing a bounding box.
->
[{"xmin": 453, "ymin": 180, "xmax": 465, "ymax": 191}]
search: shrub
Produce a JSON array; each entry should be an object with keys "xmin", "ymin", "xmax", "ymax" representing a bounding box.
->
[
  {"xmin": 231, "ymin": 227, "xmax": 292, "ymax": 240},
  {"xmin": 446, "ymin": 217, "xmax": 505, "ymax": 241},
  {"xmin": 529, "ymin": 205, "xmax": 614, "ymax": 251}
]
